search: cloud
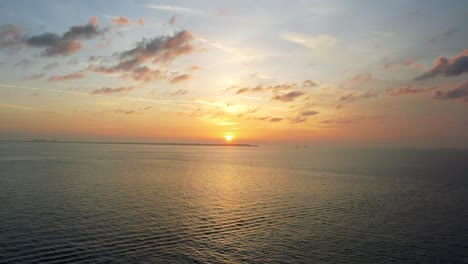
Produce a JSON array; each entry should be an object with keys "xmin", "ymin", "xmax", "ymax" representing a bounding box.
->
[
  {"xmin": 89, "ymin": 16, "xmax": 99, "ymax": 26},
  {"xmin": 0, "ymin": 103, "xmax": 53, "ymax": 113},
  {"xmin": 170, "ymin": 89, "xmax": 188, "ymax": 96},
  {"xmin": 43, "ymin": 62, "xmax": 59, "ymax": 70},
  {"xmin": 113, "ymin": 109, "xmax": 134, "ymax": 114},
  {"xmin": 415, "ymin": 50, "xmax": 468, "ymax": 80},
  {"xmin": 272, "ymin": 91, "xmax": 305, "ymax": 102},
  {"xmin": 169, "ymin": 15, "xmax": 177, "ymax": 25},
  {"xmin": 301, "ymin": 110, "xmax": 319, "ymax": 116},
  {"xmin": 384, "ymin": 59, "xmax": 414, "ymax": 69},
  {"xmin": 320, "ymin": 118, "xmax": 355, "ymax": 124},
  {"xmin": 111, "ymin": 16, "xmax": 131, "ymax": 26},
  {"xmin": 146, "ymin": 4, "xmax": 199, "ymax": 14},
  {"xmin": 340, "ymin": 89, "xmax": 380, "ymax": 103},
  {"xmin": 249, "ymin": 72, "xmax": 272, "ymax": 79},
  {"xmin": 91, "ymin": 30, "xmax": 195, "ymax": 82},
  {"xmin": 280, "ymin": 32, "xmax": 336, "ymax": 49},
  {"xmin": 14, "ymin": 59, "xmax": 35, "ymax": 67},
  {"xmin": 350, "ymin": 74, "xmax": 372, "ymax": 83},
  {"xmin": 289, "ymin": 116, "xmax": 306, "ymax": 124},
  {"xmin": 170, "ymin": 74, "xmax": 191, "ymax": 84},
  {"xmin": 189, "ymin": 66, "xmax": 200, "ymax": 71},
  {"xmin": 270, "ymin": 117, "xmax": 283, "ymax": 122},
  {"xmin": 433, "ymin": 81, "xmax": 468, "ymax": 103},
  {"xmin": 22, "ymin": 18, "xmax": 106, "ymax": 56},
  {"xmin": 48, "ymin": 72, "xmax": 84, "ymax": 82},
  {"xmin": 0, "ymin": 24, "xmax": 24, "ymax": 49},
  {"xmin": 25, "ymin": 73, "xmax": 44, "ymax": 80},
  {"xmin": 302, "ymin": 80, "xmax": 317, "ymax": 87},
  {"xmin": 136, "ymin": 18, "xmax": 145, "ymax": 26},
  {"xmin": 91, "ymin": 86, "xmax": 133, "ymax": 95},
  {"xmin": 235, "ymin": 83, "xmax": 295, "ymax": 94},
  {"xmin": 386, "ymin": 86, "xmax": 437, "ymax": 96}
]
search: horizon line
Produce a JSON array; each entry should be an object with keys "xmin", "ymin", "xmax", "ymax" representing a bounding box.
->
[{"xmin": 0, "ymin": 139, "xmax": 259, "ymax": 147}]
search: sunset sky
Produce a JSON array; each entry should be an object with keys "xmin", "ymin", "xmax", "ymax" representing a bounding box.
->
[{"xmin": 0, "ymin": 0, "xmax": 467, "ymax": 147}]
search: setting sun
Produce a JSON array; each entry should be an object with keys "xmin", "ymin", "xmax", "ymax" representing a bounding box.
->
[{"xmin": 224, "ymin": 135, "xmax": 232, "ymax": 142}]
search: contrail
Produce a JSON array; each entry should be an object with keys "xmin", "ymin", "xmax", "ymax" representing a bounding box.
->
[{"xmin": 0, "ymin": 84, "xmax": 197, "ymax": 108}]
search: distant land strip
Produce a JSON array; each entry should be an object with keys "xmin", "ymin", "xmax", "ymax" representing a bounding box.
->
[{"xmin": 0, "ymin": 140, "xmax": 258, "ymax": 147}]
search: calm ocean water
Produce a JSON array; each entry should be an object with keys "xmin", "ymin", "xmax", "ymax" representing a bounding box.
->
[{"xmin": 0, "ymin": 142, "xmax": 467, "ymax": 263}]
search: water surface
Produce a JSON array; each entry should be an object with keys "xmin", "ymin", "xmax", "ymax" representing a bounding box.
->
[{"xmin": 1, "ymin": 142, "xmax": 467, "ymax": 263}]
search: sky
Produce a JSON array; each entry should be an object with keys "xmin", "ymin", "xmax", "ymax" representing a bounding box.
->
[{"xmin": 0, "ymin": 0, "xmax": 467, "ymax": 147}]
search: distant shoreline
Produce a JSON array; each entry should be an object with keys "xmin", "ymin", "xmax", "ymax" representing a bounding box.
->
[{"xmin": 0, "ymin": 140, "xmax": 258, "ymax": 147}]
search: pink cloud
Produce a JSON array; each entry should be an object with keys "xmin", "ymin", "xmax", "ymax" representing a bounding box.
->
[
  {"xmin": 48, "ymin": 72, "xmax": 84, "ymax": 82},
  {"xmin": 111, "ymin": 16, "xmax": 131, "ymax": 26},
  {"xmin": 416, "ymin": 49, "xmax": 468, "ymax": 80}
]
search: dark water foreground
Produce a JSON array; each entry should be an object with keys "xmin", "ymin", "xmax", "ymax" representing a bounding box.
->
[{"xmin": 0, "ymin": 142, "xmax": 467, "ymax": 263}]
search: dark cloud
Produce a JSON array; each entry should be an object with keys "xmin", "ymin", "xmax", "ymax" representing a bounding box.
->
[
  {"xmin": 415, "ymin": 50, "xmax": 468, "ymax": 80},
  {"xmin": 43, "ymin": 41, "xmax": 83, "ymax": 56},
  {"xmin": 340, "ymin": 90, "xmax": 380, "ymax": 103},
  {"xmin": 433, "ymin": 81, "xmax": 468, "ymax": 103},
  {"xmin": 269, "ymin": 117, "xmax": 283, "ymax": 122},
  {"xmin": 125, "ymin": 66, "xmax": 162, "ymax": 82},
  {"xmin": 111, "ymin": 16, "xmax": 131, "ymax": 26},
  {"xmin": 302, "ymin": 80, "xmax": 317, "ymax": 87},
  {"xmin": 272, "ymin": 91, "xmax": 305, "ymax": 102},
  {"xmin": 48, "ymin": 72, "xmax": 85, "ymax": 82},
  {"xmin": 170, "ymin": 74, "xmax": 191, "ymax": 84},
  {"xmin": 91, "ymin": 30, "xmax": 195, "ymax": 82},
  {"xmin": 120, "ymin": 30, "xmax": 194, "ymax": 63},
  {"xmin": 23, "ymin": 18, "xmax": 106, "ymax": 56},
  {"xmin": 91, "ymin": 86, "xmax": 133, "ymax": 95},
  {"xmin": 386, "ymin": 86, "xmax": 437, "ymax": 96},
  {"xmin": 170, "ymin": 89, "xmax": 188, "ymax": 96},
  {"xmin": 301, "ymin": 110, "xmax": 319, "ymax": 116}
]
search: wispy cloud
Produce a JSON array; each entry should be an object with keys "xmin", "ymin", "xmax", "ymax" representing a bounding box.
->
[
  {"xmin": 0, "ymin": 103, "xmax": 53, "ymax": 113},
  {"xmin": 272, "ymin": 91, "xmax": 306, "ymax": 102},
  {"xmin": 170, "ymin": 89, "xmax": 188, "ymax": 96},
  {"xmin": 25, "ymin": 73, "xmax": 44, "ymax": 80},
  {"xmin": 386, "ymin": 86, "xmax": 437, "ymax": 96},
  {"xmin": 146, "ymin": 4, "xmax": 201, "ymax": 15},
  {"xmin": 170, "ymin": 74, "xmax": 191, "ymax": 84},
  {"xmin": 340, "ymin": 90, "xmax": 380, "ymax": 103},
  {"xmin": 48, "ymin": 72, "xmax": 84, "ymax": 82},
  {"xmin": 433, "ymin": 81, "xmax": 468, "ymax": 103},
  {"xmin": 91, "ymin": 86, "xmax": 133, "ymax": 95},
  {"xmin": 279, "ymin": 32, "xmax": 336, "ymax": 49}
]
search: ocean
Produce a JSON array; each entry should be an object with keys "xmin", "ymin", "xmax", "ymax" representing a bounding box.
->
[{"xmin": 0, "ymin": 142, "xmax": 467, "ymax": 263}]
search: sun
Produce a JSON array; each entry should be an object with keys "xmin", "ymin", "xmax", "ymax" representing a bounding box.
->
[{"xmin": 224, "ymin": 135, "xmax": 232, "ymax": 142}]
